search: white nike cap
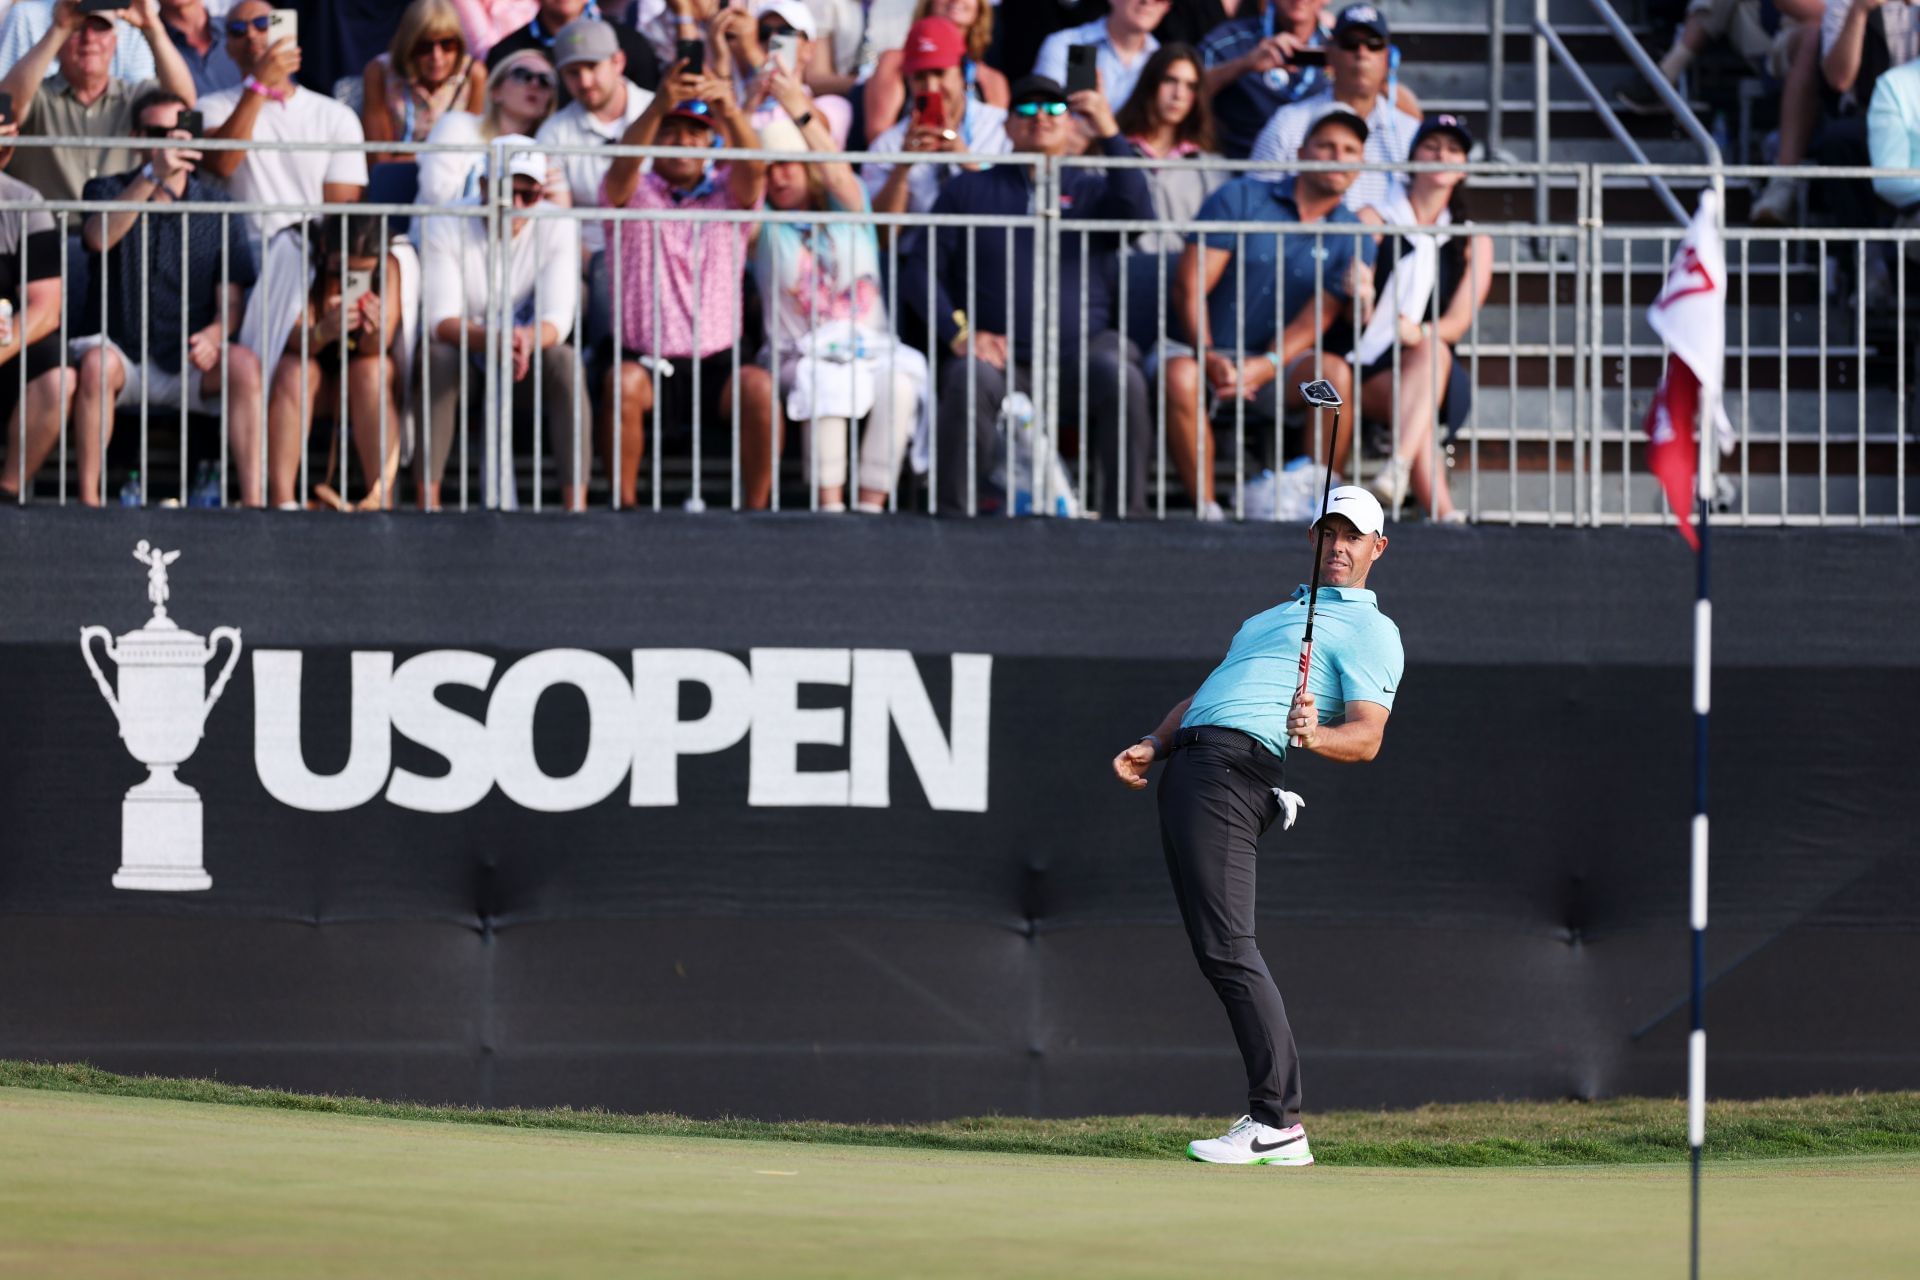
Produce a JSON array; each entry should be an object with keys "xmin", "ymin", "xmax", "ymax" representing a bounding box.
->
[{"xmin": 1315, "ymin": 485, "xmax": 1386, "ymax": 535}]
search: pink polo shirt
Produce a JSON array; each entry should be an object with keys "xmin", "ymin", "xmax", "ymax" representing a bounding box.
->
[{"xmin": 605, "ymin": 166, "xmax": 757, "ymax": 360}]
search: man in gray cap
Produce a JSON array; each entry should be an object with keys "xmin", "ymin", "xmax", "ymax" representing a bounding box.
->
[
  {"xmin": 536, "ymin": 20, "xmax": 656, "ymax": 361},
  {"xmin": 1112, "ymin": 484, "xmax": 1404, "ymax": 1166}
]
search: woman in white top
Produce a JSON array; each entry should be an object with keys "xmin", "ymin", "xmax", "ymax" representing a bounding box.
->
[
  {"xmin": 1355, "ymin": 115, "xmax": 1493, "ymax": 523},
  {"xmin": 416, "ymin": 47, "xmax": 559, "ymax": 206},
  {"xmin": 364, "ymin": 0, "xmax": 490, "ymax": 165},
  {"xmin": 755, "ymin": 69, "xmax": 924, "ymax": 512}
]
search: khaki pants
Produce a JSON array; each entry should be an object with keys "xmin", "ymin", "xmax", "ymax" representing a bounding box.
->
[{"xmin": 425, "ymin": 342, "xmax": 585, "ymax": 491}]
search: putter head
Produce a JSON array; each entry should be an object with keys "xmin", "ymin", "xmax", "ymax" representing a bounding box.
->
[{"xmin": 1298, "ymin": 379, "xmax": 1343, "ymax": 409}]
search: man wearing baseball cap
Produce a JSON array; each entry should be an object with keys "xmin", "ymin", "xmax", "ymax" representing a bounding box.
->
[
  {"xmin": 488, "ymin": 0, "xmax": 660, "ymax": 101},
  {"xmin": 1249, "ymin": 4, "xmax": 1422, "ymax": 212},
  {"xmin": 1113, "ymin": 484, "xmax": 1404, "ymax": 1166},
  {"xmin": 864, "ymin": 16, "xmax": 1009, "ymax": 217},
  {"xmin": 1161, "ymin": 106, "xmax": 1376, "ymax": 516}
]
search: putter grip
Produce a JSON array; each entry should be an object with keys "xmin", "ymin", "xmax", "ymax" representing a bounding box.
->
[{"xmin": 1289, "ymin": 641, "xmax": 1312, "ymax": 748}]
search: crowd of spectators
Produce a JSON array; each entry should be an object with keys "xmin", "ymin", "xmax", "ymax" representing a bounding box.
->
[{"xmin": 0, "ymin": 0, "xmax": 1516, "ymax": 523}]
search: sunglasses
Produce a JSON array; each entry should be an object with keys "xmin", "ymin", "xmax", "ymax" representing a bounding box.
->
[
  {"xmin": 225, "ymin": 15, "xmax": 273, "ymax": 37},
  {"xmin": 1012, "ymin": 101, "xmax": 1069, "ymax": 117},
  {"xmin": 416, "ymin": 36, "xmax": 463, "ymax": 58},
  {"xmin": 1337, "ymin": 32, "xmax": 1387, "ymax": 52},
  {"xmin": 756, "ymin": 21, "xmax": 792, "ymax": 43},
  {"xmin": 506, "ymin": 66, "xmax": 555, "ymax": 89},
  {"xmin": 509, "ymin": 184, "xmax": 543, "ymax": 207},
  {"xmin": 140, "ymin": 125, "xmax": 186, "ymax": 139}
]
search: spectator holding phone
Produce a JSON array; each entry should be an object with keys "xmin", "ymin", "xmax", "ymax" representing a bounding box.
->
[
  {"xmin": 903, "ymin": 74, "xmax": 1155, "ymax": 518},
  {"xmin": 601, "ymin": 56, "xmax": 781, "ymax": 509},
  {"xmin": 862, "ymin": 0, "xmax": 1007, "ymax": 143},
  {"xmin": 265, "ymin": 214, "xmax": 411, "ymax": 510},
  {"xmin": 0, "ymin": 0, "xmax": 163, "ymax": 83},
  {"xmin": 363, "ymin": 0, "xmax": 488, "ymax": 164},
  {"xmin": 416, "ymin": 48, "xmax": 559, "ymax": 205},
  {"xmin": 1032, "ymin": 0, "xmax": 1165, "ymax": 121},
  {"xmin": 488, "ymin": 0, "xmax": 660, "ymax": 98},
  {"xmin": 863, "ymin": 16, "xmax": 1007, "ymax": 217},
  {"xmin": 200, "ymin": 2, "xmax": 369, "ymax": 379},
  {"xmin": 708, "ymin": 0, "xmax": 852, "ymax": 144},
  {"xmin": 72, "ymin": 89, "xmax": 262, "ymax": 505},
  {"xmin": 156, "ymin": 0, "xmax": 241, "ymax": 94},
  {"xmin": 421, "ymin": 141, "xmax": 584, "ymax": 509},
  {"xmin": 1199, "ymin": 0, "xmax": 1335, "ymax": 159},
  {"xmin": 1, "ymin": 0, "xmax": 199, "ymax": 201},
  {"xmin": 754, "ymin": 73, "xmax": 925, "ymax": 512},
  {"xmin": 0, "ymin": 109, "xmax": 77, "ymax": 506},
  {"xmin": 1250, "ymin": 5, "xmax": 1419, "ymax": 213}
]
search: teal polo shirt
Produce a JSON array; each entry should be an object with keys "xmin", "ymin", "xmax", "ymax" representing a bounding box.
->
[{"xmin": 1182, "ymin": 585, "xmax": 1404, "ymax": 760}]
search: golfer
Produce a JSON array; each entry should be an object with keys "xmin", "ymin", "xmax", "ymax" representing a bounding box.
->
[{"xmin": 1111, "ymin": 486, "xmax": 1403, "ymax": 1166}]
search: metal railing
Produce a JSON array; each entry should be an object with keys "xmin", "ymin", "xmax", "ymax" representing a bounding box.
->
[{"xmin": 0, "ymin": 136, "xmax": 1913, "ymax": 527}]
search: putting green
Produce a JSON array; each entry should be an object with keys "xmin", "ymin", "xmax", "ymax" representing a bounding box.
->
[{"xmin": 1, "ymin": 1088, "xmax": 1914, "ymax": 1278}]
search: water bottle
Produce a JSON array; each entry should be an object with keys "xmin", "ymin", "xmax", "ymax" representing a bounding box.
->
[
  {"xmin": 118, "ymin": 470, "xmax": 142, "ymax": 507},
  {"xmin": 188, "ymin": 459, "xmax": 221, "ymax": 508}
]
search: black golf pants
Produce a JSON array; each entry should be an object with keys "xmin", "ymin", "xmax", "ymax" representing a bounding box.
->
[{"xmin": 1157, "ymin": 725, "xmax": 1302, "ymax": 1129}]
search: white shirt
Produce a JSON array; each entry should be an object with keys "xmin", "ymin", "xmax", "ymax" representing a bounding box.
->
[
  {"xmin": 198, "ymin": 84, "xmax": 369, "ymax": 241},
  {"xmin": 422, "ymin": 201, "xmax": 580, "ymax": 340},
  {"xmin": 416, "ymin": 111, "xmax": 490, "ymax": 209},
  {"xmin": 1822, "ymin": 0, "xmax": 1920, "ymax": 67},
  {"xmin": 861, "ymin": 100, "xmax": 1011, "ymax": 215},
  {"xmin": 535, "ymin": 83, "xmax": 655, "ymax": 255},
  {"xmin": 1249, "ymin": 90, "xmax": 1421, "ymax": 213},
  {"xmin": 1032, "ymin": 17, "xmax": 1159, "ymax": 116},
  {"xmin": 807, "ymin": 0, "xmax": 917, "ymax": 81}
]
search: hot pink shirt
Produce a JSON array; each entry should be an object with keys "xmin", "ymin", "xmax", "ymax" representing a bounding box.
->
[
  {"xmin": 605, "ymin": 166, "xmax": 757, "ymax": 359},
  {"xmin": 446, "ymin": 0, "xmax": 542, "ymax": 60}
]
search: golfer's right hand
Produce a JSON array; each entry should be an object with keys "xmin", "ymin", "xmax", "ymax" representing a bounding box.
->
[{"xmin": 1112, "ymin": 740, "xmax": 1156, "ymax": 790}]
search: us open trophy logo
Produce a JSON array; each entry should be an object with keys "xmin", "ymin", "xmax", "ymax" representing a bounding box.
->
[{"xmin": 79, "ymin": 541, "xmax": 242, "ymax": 891}]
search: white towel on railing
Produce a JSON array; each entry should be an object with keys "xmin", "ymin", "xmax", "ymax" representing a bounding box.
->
[{"xmin": 1352, "ymin": 184, "xmax": 1450, "ymax": 369}]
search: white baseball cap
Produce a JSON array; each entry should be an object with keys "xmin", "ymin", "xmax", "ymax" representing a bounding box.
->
[
  {"xmin": 751, "ymin": 0, "xmax": 818, "ymax": 39},
  {"xmin": 498, "ymin": 136, "xmax": 548, "ymax": 183},
  {"xmin": 1316, "ymin": 485, "xmax": 1386, "ymax": 535}
]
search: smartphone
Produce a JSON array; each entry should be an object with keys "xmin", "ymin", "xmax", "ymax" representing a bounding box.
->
[
  {"xmin": 177, "ymin": 109, "xmax": 202, "ymax": 138},
  {"xmin": 912, "ymin": 90, "xmax": 946, "ymax": 133},
  {"xmin": 1289, "ymin": 48, "xmax": 1328, "ymax": 68},
  {"xmin": 343, "ymin": 267, "xmax": 374, "ymax": 314},
  {"xmin": 766, "ymin": 30, "xmax": 799, "ymax": 75},
  {"xmin": 77, "ymin": 0, "xmax": 134, "ymax": 13},
  {"xmin": 676, "ymin": 38, "xmax": 705, "ymax": 76},
  {"xmin": 0, "ymin": 92, "xmax": 12, "ymax": 125},
  {"xmin": 267, "ymin": 8, "xmax": 297, "ymax": 47},
  {"xmin": 1065, "ymin": 43, "xmax": 1097, "ymax": 97}
]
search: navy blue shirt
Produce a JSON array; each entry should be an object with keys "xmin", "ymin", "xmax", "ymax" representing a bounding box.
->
[
  {"xmin": 80, "ymin": 170, "xmax": 259, "ymax": 371},
  {"xmin": 906, "ymin": 132, "xmax": 1152, "ymax": 364},
  {"xmin": 1183, "ymin": 175, "xmax": 1374, "ymax": 356},
  {"xmin": 1198, "ymin": 18, "xmax": 1330, "ymax": 160}
]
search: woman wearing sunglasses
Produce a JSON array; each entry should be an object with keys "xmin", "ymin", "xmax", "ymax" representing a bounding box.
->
[
  {"xmin": 417, "ymin": 47, "xmax": 561, "ymax": 206},
  {"xmin": 364, "ymin": 0, "xmax": 488, "ymax": 165}
]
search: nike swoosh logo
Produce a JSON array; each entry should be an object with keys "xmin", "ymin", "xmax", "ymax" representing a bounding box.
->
[{"xmin": 1250, "ymin": 1135, "xmax": 1303, "ymax": 1153}]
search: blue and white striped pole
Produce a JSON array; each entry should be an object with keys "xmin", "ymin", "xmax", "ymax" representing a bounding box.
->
[{"xmin": 1689, "ymin": 310, "xmax": 1717, "ymax": 1280}]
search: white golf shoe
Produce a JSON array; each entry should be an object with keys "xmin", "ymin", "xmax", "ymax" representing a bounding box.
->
[{"xmin": 1186, "ymin": 1116, "xmax": 1314, "ymax": 1166}]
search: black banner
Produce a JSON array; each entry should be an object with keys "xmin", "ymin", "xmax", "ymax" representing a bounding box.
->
[{"xmin": 2, "ymin": 510, "xmax": 1914, "ymax": 1120}]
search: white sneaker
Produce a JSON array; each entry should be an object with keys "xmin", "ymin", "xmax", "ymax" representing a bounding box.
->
[
  {"xmin": 1186, "ymin": 1115, "xmax": 1314, "ymax": 1166},
  {"xmin": 1750, "ymin": 176, "xmax": 1802, "ymax": 228}
]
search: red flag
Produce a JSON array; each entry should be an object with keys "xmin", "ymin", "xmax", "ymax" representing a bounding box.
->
[{"xmin": 1644, "ymin": 355, "xmax": 1702, "ymax": 551}]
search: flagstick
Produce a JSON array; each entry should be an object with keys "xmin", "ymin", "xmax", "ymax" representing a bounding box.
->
[{"xmin": 1688, "ymin": 196, "xmax": 1718, "ymax": 1276}]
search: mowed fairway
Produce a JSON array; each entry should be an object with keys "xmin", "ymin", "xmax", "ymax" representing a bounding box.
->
[{"xmin": 2, "ymin": 1088, "xmax": 1915, "ymax": 1279}]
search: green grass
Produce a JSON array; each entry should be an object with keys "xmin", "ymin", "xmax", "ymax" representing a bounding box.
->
[
  {"xmin": 3, "ymin": 1085, "xmax": 1917, "ymax": 1279},
  {"xmin": 4, "ymin": 1058, "xmax": 1918, "ymax": 1167}
]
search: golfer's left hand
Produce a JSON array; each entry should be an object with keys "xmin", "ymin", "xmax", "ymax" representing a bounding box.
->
[{"xmin": 1287, "ymin": 690, "xmax": 1318, "ymax": 748}]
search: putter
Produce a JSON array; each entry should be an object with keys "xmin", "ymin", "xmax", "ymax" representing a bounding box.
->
[{"xmin": 1291, "ymin": 380, "xmax": 1344, "ymax": 747}]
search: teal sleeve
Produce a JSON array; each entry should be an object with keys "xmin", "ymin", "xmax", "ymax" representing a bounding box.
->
[{"xmin": 1335, "ymin": 623, "xmax": 1403, "ymax": 711}]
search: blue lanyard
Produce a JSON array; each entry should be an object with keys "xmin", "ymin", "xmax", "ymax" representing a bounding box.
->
[{"xmin": 531, "ymin": 1, "xmax": 600, "ymax": 45}]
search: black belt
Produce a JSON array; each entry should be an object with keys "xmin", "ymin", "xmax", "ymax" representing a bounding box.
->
[{"xmin": 1173, "ymin": 725, "xmax": 1268, "ymax": 755}]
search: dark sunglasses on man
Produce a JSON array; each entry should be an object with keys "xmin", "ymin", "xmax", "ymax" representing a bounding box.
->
[
  {"xmin": 1011, "ymin": 101, "xmax": 1068, "ymax": 118},
  {"xmin": 1337, "ymin": 31, "xmax": 1387, "ymax": 53},
  {"xmin": 509, "ymin": 182, "xmax": 543, "ymax": 208},
  {"xmin": 225, "ymin": 15, "xmax": 272, "ymax": 37}
]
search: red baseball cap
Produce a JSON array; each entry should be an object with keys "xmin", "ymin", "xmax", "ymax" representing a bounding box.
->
[{"xmin": 901, "ymin": 17, "xmax": 967, "ymax": 75}]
